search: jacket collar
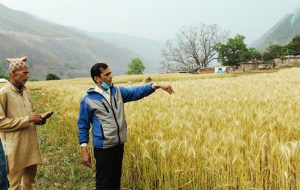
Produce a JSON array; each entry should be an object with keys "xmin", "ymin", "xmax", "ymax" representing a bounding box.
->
[
  {"xmin": 87, "ymin": 84, "xmax": 114, "ymax": 94},
  {"xmin": 7, "ymin": 81, "xmax": 26, "ymax": 94}
]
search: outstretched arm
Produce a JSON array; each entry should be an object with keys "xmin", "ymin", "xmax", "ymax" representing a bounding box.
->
[
  {"xmin": 120, "ymin": 83, "xmax": 154, "ymax": 103},
  {"xmin": 120, "ymin": 83, "xmax": 175, "ymax": 103}
]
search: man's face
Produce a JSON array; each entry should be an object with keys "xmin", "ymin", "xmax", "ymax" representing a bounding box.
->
[
  {"xmin": 11, "ymin": 68, "xmax": 29, "ymax": 87},
  {"xmin": 99, "ymin": 67, "xmax": 112, "ymax": 85}
]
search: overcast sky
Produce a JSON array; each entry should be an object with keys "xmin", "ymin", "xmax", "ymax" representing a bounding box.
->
[{"xmin": 0, "ymin": 0, "xmax": 299, "ymax": 44}]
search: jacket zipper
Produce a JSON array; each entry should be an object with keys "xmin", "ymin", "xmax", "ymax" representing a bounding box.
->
[
  {"xmin": 99, "ymin": 89, "xmax": 121, "ymax": 145},
  {"xmin": 100, "ymin": 125, "xmax": 106, "ymax": 140},
  {"xmin": 101, "ymin": 102, "xmax": 109, "ymax": 113},
  {"xmin": 98, "ymin": 104, "xmax": 107, "ymax": 140},
  {"xmin": 114, "ymin": 97, "xmax": 118, "ymax": 109},
  {"xmin": 110, "ymin": 94, "xmax": 121, "ymax": 145}
]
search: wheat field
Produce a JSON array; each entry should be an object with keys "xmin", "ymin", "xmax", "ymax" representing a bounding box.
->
[{"xmin": 26, "ymin": 68, "xmax": 300, "ymax": 189}]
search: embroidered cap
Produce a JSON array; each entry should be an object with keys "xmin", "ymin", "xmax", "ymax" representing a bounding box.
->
[{"xmin": 6, "ymin": 56, "xmax": 29, "ymax": 74}]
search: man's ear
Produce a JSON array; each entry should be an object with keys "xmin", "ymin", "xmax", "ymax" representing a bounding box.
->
[
  {"xmin": 94, "ymin": 76, "xmax": 101, "ymax": 83},
  {"xmin": 10, "ymin": 70, "xmax": 15, "ymax": 77}
]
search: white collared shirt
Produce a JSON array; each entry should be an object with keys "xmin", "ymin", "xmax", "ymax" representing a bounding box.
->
[{"xmin": 95, "ymin": 86, "xmax": 111, "ymax": 105}]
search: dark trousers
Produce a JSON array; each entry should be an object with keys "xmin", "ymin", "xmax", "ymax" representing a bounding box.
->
[{"xmin": 94, "ymin": 144, "xmax": 124, "ymax": 190}]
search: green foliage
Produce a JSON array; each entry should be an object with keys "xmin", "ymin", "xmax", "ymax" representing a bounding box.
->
[
  {"xmin": 46, "ymin": 73, "xmax": 60, "ymax": 80},
  {"xmin": 217, "ymin": 35, "xmax": 261, "ymax": 66},
  {"xmin": 263, "ymin": 45, "xmax": 283, "ymax": 61},
  {"xmin": 285, "ymin": 35, "xmax": 300, "ymax": 55},
  {"xmin": 247, "ymin": 48, "xmax": 262, "ymax": 61},
  {"xmin": 263, "ymin": 35, "xmax": 300, "ymax": 61},
  {"xmin": 126, "ymin": 58, "xmax": 145, "ymax": 75},
  {"xmin": 0, "ymin": 62, "xmax": 8, "ymax": 79}
]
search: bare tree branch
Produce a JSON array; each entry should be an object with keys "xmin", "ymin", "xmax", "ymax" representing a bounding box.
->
[{"xmin": 161, "ymin": 23, "xmax": 229, "ymax": 73}]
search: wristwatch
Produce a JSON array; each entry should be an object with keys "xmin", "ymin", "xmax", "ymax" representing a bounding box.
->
[{"xmin": 152, "ymin": 83, "xmax": 159, "ymax": 90}]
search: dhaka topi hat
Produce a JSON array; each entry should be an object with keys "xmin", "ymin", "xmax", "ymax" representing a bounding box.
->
[{"xmin": 6, "ymin": 56, "xmax": 29, "ymax": 74}]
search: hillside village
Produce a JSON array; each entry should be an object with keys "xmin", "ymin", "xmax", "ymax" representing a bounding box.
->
[{"xmin": 214, "ymin": 55, "xmax": 300, "ymax": 74}]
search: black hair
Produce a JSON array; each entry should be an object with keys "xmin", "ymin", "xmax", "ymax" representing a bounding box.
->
[{"xmin": 90, "ymin": 63, "xmax": 108, "ymax": 83}]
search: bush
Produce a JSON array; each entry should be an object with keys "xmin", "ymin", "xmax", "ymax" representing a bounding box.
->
[
  {"xmin": 46, "ymin": 73, "xmax": 60, "ymax": 80},
  {"xmin": 127, "ymin": 58, "xmax": 145, "ymax": 75},
  {"xmin": 143, "ymin": 76, "xmax": 152, "ymax": 83}
]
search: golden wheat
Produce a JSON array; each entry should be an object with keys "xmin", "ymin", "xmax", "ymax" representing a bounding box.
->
[{"xmin": 28, "ymin": 68, "xmax": 300, "ymax": 189}]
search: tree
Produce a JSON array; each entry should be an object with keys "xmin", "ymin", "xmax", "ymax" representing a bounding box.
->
[
  {"xmin": 263, "ymin": 45, "xmax": 283, "ymax": 61},
  {"xmin": 126, "ymin": 58, "xmax": 145, "ymax": 75},
  {"xmin": 46, "ymin": 73, "xmax": 60, "ymax": 80},
  {"xmin": 0, "ymin": 62, "xmax": 8, "ymax": 79},
  {"xmin": 285, "ymin": 35, "xmax": 300, "ymax": 55},
  {"xmin": 161, "ymin": 23, "xmax": 228, "ymax": 73},
  {"xmin": 263, "ymin": 35, "xmax": 300, "ymax": 61},
  {"xmin": 246, "ymin": 48, "xmax": 262, "ymax": 61},
  {"xmin": 217, "ymin": 35, "xmax": 250, "ymax": 66}
]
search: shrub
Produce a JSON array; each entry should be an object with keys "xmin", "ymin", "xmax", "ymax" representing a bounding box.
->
[{"xmin": 46, "ymin": 73, "xmax": 60, "ymax": 80}]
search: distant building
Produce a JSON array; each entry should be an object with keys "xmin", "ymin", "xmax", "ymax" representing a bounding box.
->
[
  {"xmin": 275, "ymin": 55, "xmax": 300, "ymax": 65},
  {"xmin": 274, "ymin": 58, "xmax": 282, "ymax": 65},
  {"xmin": 215, "ymin": 66, "xmax": 228, "ymax": 74},
  {"xmin": 239, "ymin": 60, "xmax": 273, "ymax": 71}
]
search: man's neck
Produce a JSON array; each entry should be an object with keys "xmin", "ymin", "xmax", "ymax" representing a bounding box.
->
[
  {"xmin": 96, "ymin": 84, "xmax": 104, "ymax": 90},
  {"xmin": 9, "ymin": 80, "xmax": 23, "ymax": 90}
]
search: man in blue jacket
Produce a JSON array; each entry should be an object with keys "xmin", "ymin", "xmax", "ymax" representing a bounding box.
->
[
  {"xmin": 78, "ymin": 63, "xmax": 174, "ymax": 190},
  {"xmin": 0, "ymin": 139, "xmax": 9, "ymax": 190}
]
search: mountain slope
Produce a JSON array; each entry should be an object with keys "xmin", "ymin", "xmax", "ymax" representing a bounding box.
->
[
  {"xmin": 251, "ymin": 8, "xmax": 300, "ymax": 51},
  {"xmin": 0, "ymin": 3, "xmax": 138, "ymax": 79},
  {"xmin": 84, "ymin": 32, "xmax": 164, "ymax": 73}
]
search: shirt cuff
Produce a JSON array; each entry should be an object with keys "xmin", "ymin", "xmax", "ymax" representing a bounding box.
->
[
  {"xmin": 80, "ymin": 143, "xmax": 88, "ymax": 147},
  {"xmin": 151, "ymin": 83, "xmax": 158, "ymax": 90}
]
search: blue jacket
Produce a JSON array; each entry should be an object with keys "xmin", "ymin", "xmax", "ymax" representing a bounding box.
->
[
  {"xmin": 77, "ymin": 83, "xmax": 154, "ymax": 148},
  {"xmin": 0, "ymin": 139, "xmax": 9, "ymax": 190}
]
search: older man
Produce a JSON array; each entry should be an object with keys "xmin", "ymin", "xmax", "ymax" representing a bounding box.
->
[{"xmin": 0, "ymin": 56, "xmax": 50, "ymax": 190}]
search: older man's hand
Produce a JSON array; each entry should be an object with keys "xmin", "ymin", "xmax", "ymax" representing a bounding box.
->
[{"xmin": 29, "ymin": 113, "xmax": 42, "ymax": 123}]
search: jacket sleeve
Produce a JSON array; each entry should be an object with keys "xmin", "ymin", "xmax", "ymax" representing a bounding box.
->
[
  {"xmin": 119, "ymin": 83, "xmax": 155, "ymax": 103},
  {"xmin": 0, "ymin": 91, "xmax": 29, "ymax": 132},
  {"xmin": 77, "ymin": 96, "xmax": 92, "ymax": 145},
  {"xmin": 0, "ymin": 139, "xmax": 9, "ymax": 188}
]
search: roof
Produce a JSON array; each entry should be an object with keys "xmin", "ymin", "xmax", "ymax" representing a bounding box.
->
[
  {"xmin": 282, "ymin": 55, "xmax": 300, "ymax": 59},
  {"xmin": 215, "ymin": 66, "xmax": 228, "ymax": 68}
]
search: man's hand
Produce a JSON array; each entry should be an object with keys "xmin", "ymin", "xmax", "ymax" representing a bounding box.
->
[
  {"xmin": 154, "ymin": 83, "xmax": 175, "ymax": 95},
  {"xmin": 81, "ymin": 147, "xmax": 92, "ymax": 168},
  {"xmin": 29, "ymin": 113, "xmax": 42, "ymax": 123},
  {"xmin": 41, "ymin": 111, "xmax": 54, "ymax": 120},
  {"xmin": 35, "ymin": 111, "xmax": 53, "ymax": 125}
]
